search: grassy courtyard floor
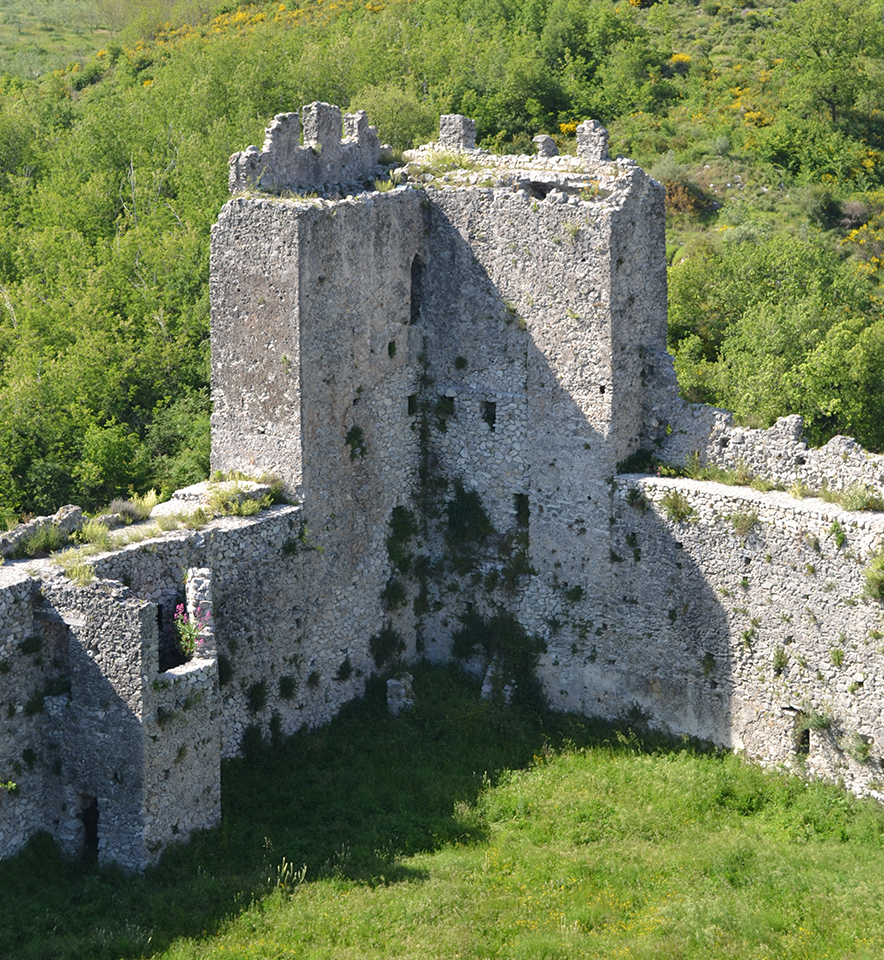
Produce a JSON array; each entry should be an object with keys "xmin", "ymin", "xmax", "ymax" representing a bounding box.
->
[{"xmin": 2, "ymin": 665, "xmax": 884, "ymax": 959}]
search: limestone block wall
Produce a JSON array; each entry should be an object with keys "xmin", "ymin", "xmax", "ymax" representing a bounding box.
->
[
  {"xmin": 212, "ymin": 189, "xmax": 431, "ymax": 691},
  {"xmin": 144, "ymin": 656, "xmax": 220, "ymax": 857},
  {"xmin": 86, "ymin": 507, "xmax": 386, "ymax": 753},
  {"xmin": 210, "ymin": 198, "xmax": 303, "ymax": 488},
  {"xmin": 36, "ymin": 579, "xmax": 156, "ymax": 868},
  {"xmin": 652, "ymin": 400, "xmax": 884, "ymax": 500},
  {"xmin": 406, "ymin": 169, "xmax": 666, "ymax": 658},
  {"xmin": 2, "ymin": 491, "xmax": 413, "ymax": 865}
]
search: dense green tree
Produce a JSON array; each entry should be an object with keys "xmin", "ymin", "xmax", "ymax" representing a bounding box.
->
[{"xmin": 1, "ymin": 0, "xmax": 884, "ymax": 518}]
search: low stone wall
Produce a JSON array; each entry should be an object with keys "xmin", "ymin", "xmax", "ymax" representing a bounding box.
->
[
  {"xmin": 542, "ymin": 475, "xmax": 884, "ymax": 798},
  {"xmin": 655, "ymin": 398, "xmax": 884, "ymax": 499},
  {"xmin": 144, "ymin": 656, "xmax": 220, "ymax": 857},
  {"xmin": 0, "ymin": 497, "xmax": 395, "ymax": 865}
]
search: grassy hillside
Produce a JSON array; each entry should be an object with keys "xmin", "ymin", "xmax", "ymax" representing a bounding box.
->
[
  {"xmin": 0, "ymin": 0, "xmax": 883, "ymax": 521},
  {"xmin": 0, "ymin": 0, "xmax": 108, "ymax": 78},
  {"xmin": 2, "ymin": 665, "xmax": 884, "ymax": 959}
]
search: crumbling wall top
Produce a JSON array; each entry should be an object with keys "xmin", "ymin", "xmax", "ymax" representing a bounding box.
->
[
  {"xmin": 438, "ymin": 114, "xmax": 477, "ymax": 150},
  {"xmin": 228, "ymin": 102, "xmax": 381, "ymax": 194},
  {"xmin": 576, "ymin": 119, "xmax": 610, "ymax": 162}
]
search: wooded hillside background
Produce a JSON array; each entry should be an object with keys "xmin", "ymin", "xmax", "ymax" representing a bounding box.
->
[{"xmin": 1, "ymin": 0, "xmax": 882, "ymax": 520}]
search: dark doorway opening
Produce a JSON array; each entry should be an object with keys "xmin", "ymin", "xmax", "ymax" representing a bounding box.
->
[{"xmin": 80, "ymin": 795, "xmax": 99, "ymax": 856}]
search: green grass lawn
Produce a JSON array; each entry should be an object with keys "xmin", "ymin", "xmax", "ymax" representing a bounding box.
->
[{"xmin": 3, "ymin": 664, "xmax": 884, "ymax": 959}]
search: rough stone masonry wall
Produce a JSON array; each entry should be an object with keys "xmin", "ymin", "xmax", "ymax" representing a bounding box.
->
[
  {"xmin": 406, "ymin": 166, "xmax": 666, "ymax": 660},
  {"xmin": 228, "ymin": 102, "xmax": 382, "ymax": 194},
  {"xmin": 0, "ymin": 570, "xmax": 47, "ymax": 861},
  {"xmin": 1, "ymin": 492, "xmax": 405, "ymax": 866},
  {"xmin": 649, "ymin": 398, "xmax": 884, "ymax": 501},
  {"xmin": 0, "ymin": 568, "xmax": 167, "ymax": 869},
  {"xmin": 87, "ymin": 507, "xmax": 384, "ymax": 755},
  {"xmin": 212, "ymin": 188, "xmax": 429, "ymax": 689},
  {"xmin": 539, "ymin": 475, "xmax": 884, "ymax": 798}
]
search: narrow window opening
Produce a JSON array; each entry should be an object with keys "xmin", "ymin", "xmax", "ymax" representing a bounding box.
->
[
  {"xmin": 388, "ymin": 340, "xmax": 396, "ymax": 359},
  {"xmin": 410, "ymin": 255, "xmax": 425, "ymax": 324},
  {"xmin": 481, "ymin": 401, "xmax": 497, "ymax": 430},
  {"xmin": 792, "ymin": 710, "xmax": 811, "ymax": 756},
  {"xmin": 80, "ymin": 796, "xmax": 99, "ymax": 855},
  {"xmin": 514, "ymin": 493, "xmax": 529, "ymax": 529},
  {"xmin": 599, "ymin": 385, "xmax": 606, "ymax": 395},
  {"xmin": 407, "ymin": 394, "xmax": 418, "ymax": 416}
]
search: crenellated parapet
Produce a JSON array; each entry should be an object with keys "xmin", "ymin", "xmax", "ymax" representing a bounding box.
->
[{"xmin": 228, "ymin": 101, "xmax": 381, "ymax": 193}]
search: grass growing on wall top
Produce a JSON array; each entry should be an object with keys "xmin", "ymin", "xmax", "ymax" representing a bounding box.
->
[{"xmin": 3, "ymin": 666, "xmax": 884, "ymax": 957}]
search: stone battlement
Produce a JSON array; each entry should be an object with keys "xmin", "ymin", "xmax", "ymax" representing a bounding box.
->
[{"xmin": 228, "ymin": 101, "xmax": 382, "ymax": 194}]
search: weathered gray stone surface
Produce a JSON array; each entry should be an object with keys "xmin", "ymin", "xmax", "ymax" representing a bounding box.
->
[
  {"xmin": 576, "ymin": 119, "xmax": 609, "ymax": 162},
  {"xmin": 532, "ymin": 134, "xmax": 558, "ymax": 157},
  {"xmin": 387, "ymin": 674, "xmax": 414, "ymax": 716},
  {"xmin": 228, "ymin": 102, "xmax": 381, "ymax": 194},
  {"xmin": 438, "ymin": 114, "xmax": 476, "ymax": 150}
]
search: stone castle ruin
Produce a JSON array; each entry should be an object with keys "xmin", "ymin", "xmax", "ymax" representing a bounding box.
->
[{"xmin": 3, "ymin": 104, "xmax": 884, "ymax": 868}]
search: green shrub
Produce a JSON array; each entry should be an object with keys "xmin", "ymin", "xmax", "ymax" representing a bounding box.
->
[
  {"xmin": 345, "ymin": 426, "xmax": 367, "ymax": 460},
  {"xmin": 19, "ymin": 635, "xmax": 42, "ymax": 656},
  {"xmin": 840, "ymin": 484, "xmax": 884, "ymax": 512},
  {"xmin": 75, "ymin": 519, "xmax": 113, "ymax": 549},
  {"xmin": 446, "ymin": 481, "xmax": 493, "ymax": 544},
  {"xmin": 381, "ymin": 577, "xmax": 408, "ymax": 612},
  {"xmin": 864, "ymin": 550, "xmax": 884, "ymax": 599},
  {"xmin": 217, "ymin": 654, "xmax": 234, "ymax": 687},
  {"xmin": 55, "ymin": 549, "xmax": 95, "ymax": 586},
  {"xmin": 334, "ymin": 657, "xmax": 353, "ymax": 681},
  {"xmin": 369, "ymin": 623, "xmax": 405, "ymax": 669},
  {"xmin": 829, "ymin": 520, "xmax": 847, "ymax": 549},
  {"xmin": 247, "ymin": 680, "xmax": 268, "ymax": 714},
  {"xmin": 387, "ymin": 506, "xmax": 418, "ymax": 573},
  {"xmin": 730, "ymin": 511, "xmax": 758, "ymax": 537},
  {"xmin": 660, "ymin": 489, "xmax": 694, "ymax": 523},
  {"xmin": 15, "ymin": 524, "xmax": 68, "ymax": 558},
  {"xmin": 772, "ymin": 646, "xmax": 788, "ymax": 676}
]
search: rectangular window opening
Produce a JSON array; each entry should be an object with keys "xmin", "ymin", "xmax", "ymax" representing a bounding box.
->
[
  {"xmin": 481, "ymin": 401, "xmax": 497, "ymax": 430},
  {"xmin": 514, "ymin": 493, "xmax": 529, "ymax": 529}
]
